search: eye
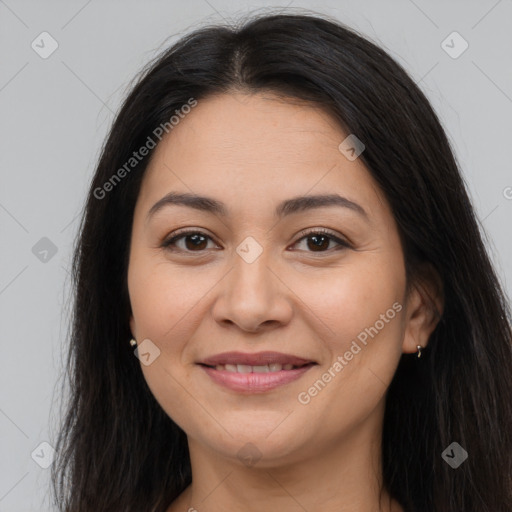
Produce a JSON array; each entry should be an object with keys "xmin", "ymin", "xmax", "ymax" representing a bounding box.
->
[
  {"xmin": 161, "ymin": 230, "xmax": 218, "ymax": 253},
  {"xmin": 161, "ymin": 228, "xmax": 350, "ymax": 254},
  {"xmin": 291, "ymin": 228, "xmax": 351, "ymax": 253}
]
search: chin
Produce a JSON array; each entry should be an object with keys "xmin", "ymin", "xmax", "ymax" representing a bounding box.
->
[{"xmin": 197, "ymin": 420, "xmax": 314, "ymax": 466}]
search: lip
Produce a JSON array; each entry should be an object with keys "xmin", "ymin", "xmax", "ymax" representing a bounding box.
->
[
  {"xmin": 199, "ymin": 351, "xmax": 315, "ymax": 367},
  {"xmin": 200, "ymin": 363, "xmax": 316, "ymax": 393}
]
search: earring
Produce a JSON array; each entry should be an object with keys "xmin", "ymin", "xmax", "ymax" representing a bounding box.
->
[
  {"xmin": 417, "ymin": 345, "xmax": 423, "ymax": 358},
  {"xmin": 129, "ymin": 338, "xmax": 137, "ymax": 347}
]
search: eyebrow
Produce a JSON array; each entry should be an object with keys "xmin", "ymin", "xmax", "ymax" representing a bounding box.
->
[{"xmin": 146, "ymin": 191, "xmax": 369, "ymax": 223}]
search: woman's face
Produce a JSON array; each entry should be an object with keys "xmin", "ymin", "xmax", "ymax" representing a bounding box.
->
[{"xmin": 128, "ymin": 92, "xmax": 424, "ymax": 466}]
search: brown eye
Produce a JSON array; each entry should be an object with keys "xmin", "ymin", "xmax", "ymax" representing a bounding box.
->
[
  {"xmin": 162, "ymin": 230, "xmax": 217, "ymax": 252},
  {"xmin": 304, "ymin": 233, "xmax": 331, "ymax": 251},
  {"xmin": 292, "ymin": 229, "xmax": 350, "ymax": 253}
]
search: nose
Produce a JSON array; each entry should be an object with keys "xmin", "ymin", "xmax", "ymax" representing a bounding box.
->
[{"xmin": 210, "ymin": 247, "xmax": 293, "ymax": 334}]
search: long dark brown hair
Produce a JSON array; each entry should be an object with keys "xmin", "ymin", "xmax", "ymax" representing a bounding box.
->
[{"xmin": 50, "ymin": 11, "xmax": 512, "ymax": 511}]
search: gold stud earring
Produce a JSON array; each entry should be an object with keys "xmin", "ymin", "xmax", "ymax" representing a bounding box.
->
[
  {"xmin": 417, "ymin": 345, "xmax": 423, "ymax": 358},
  {"xmin": 129, "ymin": 338, "xmax": 137, "ymax": 347}
]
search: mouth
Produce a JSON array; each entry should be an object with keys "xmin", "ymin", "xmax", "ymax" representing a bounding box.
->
[
  {"xmin": 197, "ymin": 351, "xmax": 317, "ymax": 393},
  {"xmin": 198, "ymin": 350, "xmax": 316, "ymax": 368},
  {"xmin": 199, "ymin": 362, "xmax": 314, "ymax": 373}
]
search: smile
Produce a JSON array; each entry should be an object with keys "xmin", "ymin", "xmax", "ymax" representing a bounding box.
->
[{"xmin": 198, "ymin": 362, "xmax": 316, "ymax": 393}]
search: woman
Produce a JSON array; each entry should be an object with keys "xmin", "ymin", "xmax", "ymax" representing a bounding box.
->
[{"xmin": 51, "ymin": 11, "xmax": 512, "ymax": 512}]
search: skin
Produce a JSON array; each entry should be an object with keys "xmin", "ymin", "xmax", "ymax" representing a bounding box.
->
[{"xmin": 128, "ymin": 91, "xmax": 443, "ymax": 512}]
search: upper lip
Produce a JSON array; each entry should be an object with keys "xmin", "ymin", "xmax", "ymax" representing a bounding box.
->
[{"xmin": 199, "ymin": 351, "xmax": 316, "ymax": 367}]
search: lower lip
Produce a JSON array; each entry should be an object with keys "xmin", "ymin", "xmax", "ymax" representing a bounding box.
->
[{"xmin": 199, "ymin": 364, "xmax": 315, "ymax": 393}]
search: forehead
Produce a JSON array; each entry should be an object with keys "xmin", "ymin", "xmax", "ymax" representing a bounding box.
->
[
  {"xmin": 136, "ymin": 92, "xmax": 389, "ymax": 223},
  {"xmin": 153, "ymin": 92, "xmax": 345, "ymax": 167}
]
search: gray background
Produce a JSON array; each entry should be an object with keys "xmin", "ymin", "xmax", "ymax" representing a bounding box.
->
[{"xmin": 1, "ymin": 0, "xmax": 511, "ymax": 510}]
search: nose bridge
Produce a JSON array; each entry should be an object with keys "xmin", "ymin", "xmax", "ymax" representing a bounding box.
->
[
  {"xmin": 230, "ymin": 234, "xmax": 275, "ymax": 302},
  {"xmin": 211, "ymin": 234, "xmax": 291, "ymax": 331}
]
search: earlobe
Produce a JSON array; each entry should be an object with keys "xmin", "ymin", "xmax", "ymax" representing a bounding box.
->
[{"xmin": 402, "ymin": 263, "xmax": 444, "ymax": 354}]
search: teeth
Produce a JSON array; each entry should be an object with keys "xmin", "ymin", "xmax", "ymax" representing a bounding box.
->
[
  {"xmin": 253, "ymin": 365, "xmax": 270, "ymax": 372},
  {"xmin": 211, "ymin": 363, "xmax": 301, "ymax": 373}
]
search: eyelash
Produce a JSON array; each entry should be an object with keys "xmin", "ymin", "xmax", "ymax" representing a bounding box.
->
[{"xmin": 161, "ymin": 228, "xmax": 351, "ymax": 255}]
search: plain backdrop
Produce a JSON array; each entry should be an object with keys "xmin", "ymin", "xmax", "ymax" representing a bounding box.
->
[{"xmin": 1, "ymin": 0, "xmax": 511, "ymax": 510}]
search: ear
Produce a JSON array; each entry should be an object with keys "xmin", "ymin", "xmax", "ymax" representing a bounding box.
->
[{"xmin": 402, "ymin": 262, "xmax": 444, "ymax": 354}]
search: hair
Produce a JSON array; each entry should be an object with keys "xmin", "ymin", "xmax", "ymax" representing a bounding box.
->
[{"xmin": 51, "ymin": 10, "xmax": 512, "ymax": 512}]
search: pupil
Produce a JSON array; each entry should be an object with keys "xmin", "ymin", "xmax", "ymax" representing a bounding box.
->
[
  {"xmin": 186, "ymin": 234, "xmax": 207, "ymax": 250},
  {"xmin": 308, "ymin": 235, "xmax": 328, "ymax": 251}
]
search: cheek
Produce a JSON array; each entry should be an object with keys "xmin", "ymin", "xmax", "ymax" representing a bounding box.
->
[
  {"xmin": 128, "ymin": 260, "xmax": 207, "ymax": 430},
  {"xmin": 128, "ymin": 256, "xmax": 222, "ymax": 358},
  {"xmin": 293, "ymin": 269, "xmax": 404, "ymax": 433},
  {"xmin": 295, "ymin": 254, "xmax": 405, "ymax": 409},
  {"xmin": 295, "ymin": 256, "xmax": 404, "ymax": 348}
]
